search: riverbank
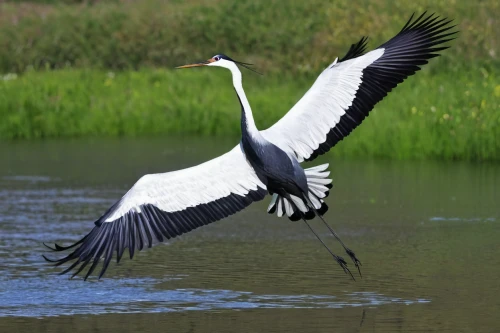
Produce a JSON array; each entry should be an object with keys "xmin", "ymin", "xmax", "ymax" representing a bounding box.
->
[{"xmin": 1, "ymin": 65, "xmax": 498, "ymax": 161}]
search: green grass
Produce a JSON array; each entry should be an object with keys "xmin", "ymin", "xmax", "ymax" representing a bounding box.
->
[
  {"xmin": 1, "ymin": 63, "xmax": 498, "ymax": 160},
  {"xmin": 0, "ymin": 0, "xmax": 498, "ymax": 160},
  {"xmin": 0, "ymin": 0, "xmax": 498, "ymax": 74}
]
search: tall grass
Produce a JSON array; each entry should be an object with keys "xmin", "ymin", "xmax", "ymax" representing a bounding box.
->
[
  {"xmin": 0, "ymin": 0, "xmax": 498, "ymax": 161},
  {"xmin": 1, "ymin": 63, "xmax": 498, "ymax": 160},
  {"xmin": 0, "ymin": 0, "xmax": 498, "ymax": 74}
]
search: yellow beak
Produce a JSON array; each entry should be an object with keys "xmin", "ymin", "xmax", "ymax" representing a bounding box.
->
[{"xmin": 175, "ymin": 58, "xmax": 215, "ymax": 69}]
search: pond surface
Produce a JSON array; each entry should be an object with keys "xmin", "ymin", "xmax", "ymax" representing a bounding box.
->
[{"xmin": 0, "ymin": 138, "xmax": 499, "ymax": 332}]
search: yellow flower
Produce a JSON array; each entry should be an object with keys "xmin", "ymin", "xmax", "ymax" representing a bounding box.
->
[{"xmin": 494, "ymin": 85, "xmax": 500, "ymax": 97}]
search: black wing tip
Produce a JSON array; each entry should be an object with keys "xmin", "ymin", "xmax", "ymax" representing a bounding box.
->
[
  {"xmin": 42, "ymin": 254, "xmax": 57, "ymax": 263},
  {"xmin": 43, "ymin": 234, "xmax": 88, "ymax": 252},
  {"xmin": 376, "ymin": 12, "xmax": 457, "ymax": 59},
  {"xmin": 43, "ymin": 242, "xmax": 71, "ymax": 251},
  {"xmin": 43, "ymin": 242, "xmax": 57, "ymax": 251},
  {"xmin": 339, "ymin": 36, "xmax": 369, "ymax": 62},
  {"xmin": 399, "ymin": 11, "xmax": 456, "ymax": 36},
  {"xmin": 43, "ymin": 189, "xmax": 268, "ymax": 280},
  {"xmin": 339, "ymin": 12, "xmax": 456, "ymax": 64},
  {"xmin": 300, "ymin": 11, "xmax": 457, "ymax": 163}
]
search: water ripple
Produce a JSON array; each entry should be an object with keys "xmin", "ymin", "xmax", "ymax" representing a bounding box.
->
[
  {"xmin": 430, "ymin": 216, "xmax": 496, "ymax": 222},
  {"xmin": 0, "ymin": 276, "xmax": 430, "ymax": 317}
]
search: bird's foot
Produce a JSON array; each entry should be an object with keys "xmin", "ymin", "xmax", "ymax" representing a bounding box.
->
[
  {"xmin": 334, "ymin": 255, "xmax": 355, "ymax": 281},
  {"xmin": 345, "ymin": 248, "xmax": 362, "ymax": 278}
]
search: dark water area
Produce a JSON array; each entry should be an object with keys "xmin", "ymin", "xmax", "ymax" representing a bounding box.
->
[{"xmin": 0, "ymin": 138, "xmax": 499, "ymax": 332}]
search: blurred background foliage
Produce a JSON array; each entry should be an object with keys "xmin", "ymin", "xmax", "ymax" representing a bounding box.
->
[
  {"xmin": 0, "ymin": 0, "xmax": 497, "ymax": 73},
  {"xmin": 0, "ymin": 0, "xmax": 498, "ymax": 161}
]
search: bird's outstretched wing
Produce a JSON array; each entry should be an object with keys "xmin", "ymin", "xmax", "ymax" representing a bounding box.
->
[
  {"xmin": 261, "ymin": 12, "xmax": 457, "ymax": 162},
  {"xmin": 44, "ymin": 144, "xmax": 267, "ymax": 280}
]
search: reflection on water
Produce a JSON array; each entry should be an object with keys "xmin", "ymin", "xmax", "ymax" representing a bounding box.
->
[
  {"xmin": 0, "ymin": 138, "xmax": 499, "ymax": 332},
  {"xmin": 0, "ymin": 275, "xmax": 429, "ymax": 317}
]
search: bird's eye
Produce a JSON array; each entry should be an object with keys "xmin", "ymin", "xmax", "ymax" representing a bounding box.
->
[{"xmin": 214, "ymin": 56, "xmax": 221, "ymax": 61}]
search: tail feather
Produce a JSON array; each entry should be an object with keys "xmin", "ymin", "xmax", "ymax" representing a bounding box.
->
[
  {"xmin": 309, "ymin": 186, "xmax": 326, "ymax": 198},
  {"xmin": 308, "ymin": 192, "xmax": 323, "ymax": 209},
  {"xmin": 289, "ymin": 194, "xmax": 307, "ymax": 212},
  {"xmin": 277, "ymin": 197, "xmax": 284, "ymax": 217},
  {"xmin": 267, "ymin": 163, "xmax": 332, "ymax": 220},
  {"xmin": 267, "ymin": 194, "xmax": 278, "ymax": 214},
  {"xmin": 304, "ymin": 170, "xmax": 330, "ymax": 178},
  {"xmin": 284, "ymin": 199, "xmax": 294, "ymax": 216},
  {"xmin": 304, "ymin": 164, "xmax": 329, "ymax": 173}
]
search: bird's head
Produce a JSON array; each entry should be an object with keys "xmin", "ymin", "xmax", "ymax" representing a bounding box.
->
[{"xmin": 176, "ymin": 54, "xmax": 260, "ymax": 74}]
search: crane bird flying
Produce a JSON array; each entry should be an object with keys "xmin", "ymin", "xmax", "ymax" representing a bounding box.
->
[{"xmin": 44, "ymin": 12, "xmax": 456, "ymax": 280}]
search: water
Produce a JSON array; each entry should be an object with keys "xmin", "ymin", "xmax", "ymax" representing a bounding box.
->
[{"xmin": 1, "ymin": 138, "xmax": 499, "ymax": 332}]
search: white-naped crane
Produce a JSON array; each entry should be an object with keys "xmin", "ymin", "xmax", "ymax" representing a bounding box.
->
[{"xmin": 44, "ymin": 13, "xmax": 456, "ymax": 280}]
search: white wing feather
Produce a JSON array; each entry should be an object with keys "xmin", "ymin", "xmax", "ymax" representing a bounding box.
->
[
  {"xmin": 105, "ymin": 144, "xmax": 265, "ymax": 222},
  {"xmin": 261, "ymin": 49, "xmax": 384, "ymax": 162}
]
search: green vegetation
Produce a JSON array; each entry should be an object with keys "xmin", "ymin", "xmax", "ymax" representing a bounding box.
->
[
  {"xmin": 1, "ymin": 64, "xmax": 498, "ymax": 160},
  {"xmin": 0, "ymin": 0, "xmax": 498, "ymax": 160},
  {"xmin": 0, "ymin": 0, "xmax": 497, "ymax": 73}
]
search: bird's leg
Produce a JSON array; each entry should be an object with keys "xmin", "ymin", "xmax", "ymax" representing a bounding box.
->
[
  {"xmin": 303, "ymin": 195, "xmax": 362, "ymax": 277},
  {"xmin": 281, "ymin": 191, "xmax": 355, "ymax": 280},
  {"xmin": 302, "ymin": 218, "xmax": 355, "ymax": 281},
  {"xmin": 315, "ymin": 213, "xmax": 362, "ymax": 277}
]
